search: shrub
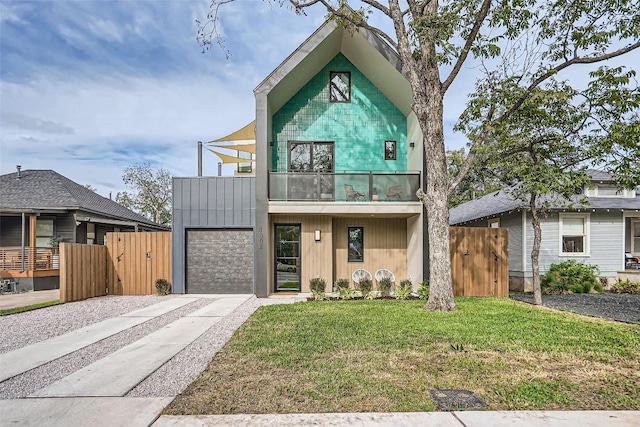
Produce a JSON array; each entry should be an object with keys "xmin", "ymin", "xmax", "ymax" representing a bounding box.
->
[
  {"xmin": 334, "ymin": 278, "xmax": 350, "ymax": 291},
  {"xmin": 310, "ymin": 277, "xmax": 326, "ymax": 301},
  {"xmin": 611, "ymin": 279, "xmax": 640, "ymax": 294},
  {"xmin": 155, "ymin": 278, "xmax": 171, "ymax": 296},
  {"xmin": 417, "ymin": 281, "xmax": 429, "ymax": 300},
  {"xmin": 357, "ymin": 278, "xmax": 373, "ymax": 298},
  {"xmin": 541, "ymin": 260, "xmax": 599, "ymax": 294},
  {"xmin": 395, "ymin": 279, "xmax": 413, "ymax": 300},
  {"xmin": 377, "ymin": 277, "xmax": 393, "ymax": 297}
]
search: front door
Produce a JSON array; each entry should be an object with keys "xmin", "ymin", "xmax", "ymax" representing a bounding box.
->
[{"xmin": 274, "ymin": 224, "xmax": 301, "ymax": 291}]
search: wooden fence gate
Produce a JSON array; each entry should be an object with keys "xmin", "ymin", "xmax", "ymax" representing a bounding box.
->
[
  {"xmin": 59, "ymin": 232, "xmax": 171, "ymax": 302},
  {"xmin": 450, "ymin": 227, "xmax": 508, "ymax": 297}
]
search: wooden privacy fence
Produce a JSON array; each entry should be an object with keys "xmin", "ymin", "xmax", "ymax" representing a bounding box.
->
[
  {"xmin": 450, "ymin": 227, "xmax": 509, "ymax": 297},
  {"xmin": 59, "ymin": 243, "xmax": 108, "ymax": 302},
  {"xmin": 59, "ymin": 232, "xmax": 171, "ymax": 302}
]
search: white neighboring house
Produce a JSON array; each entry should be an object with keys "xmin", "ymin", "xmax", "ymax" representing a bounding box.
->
[{"xmin": 450, "ymin": 170, "xmax": 640, "ymax": 291}]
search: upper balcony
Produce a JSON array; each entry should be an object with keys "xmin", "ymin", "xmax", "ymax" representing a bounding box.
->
[{"xmin": 268, "ymin": 171, "xmax": 421, "ymax": 203}]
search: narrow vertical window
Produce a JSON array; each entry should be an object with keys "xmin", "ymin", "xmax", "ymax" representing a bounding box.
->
[
  {"xmin": 384, "ymin": 140, "xmax": 396, "ymax": 160},
  {"xmin": 348, "ymin": 226, "xmax": 364, "ymax": 262},
  {"xmin": 330, "ymin": 71, "xmax": 351, "ymax": 102}
]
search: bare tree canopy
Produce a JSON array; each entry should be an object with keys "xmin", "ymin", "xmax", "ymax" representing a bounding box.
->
[
  {"xmin": 116, "ymin": 162, "xmax": 173, "ymax": 226},
  {"xmin": 199, "ymin": 0, "xmax": 640, "ymax": 310}
]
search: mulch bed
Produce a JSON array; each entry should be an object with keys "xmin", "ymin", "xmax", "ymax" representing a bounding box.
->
[{"xmin": 510, "ymin": 293, "xmax": 640, "ymax": 325}]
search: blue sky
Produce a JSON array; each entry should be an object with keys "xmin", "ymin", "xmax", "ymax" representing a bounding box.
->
[{"xmin": 1, "ymin": 1, "xmax": 635, "ymax": 197}]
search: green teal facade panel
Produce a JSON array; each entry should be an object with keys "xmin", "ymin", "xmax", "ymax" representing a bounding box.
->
[{"xmin": 272, "ymin": 53, "xmax": 407, "ymax": 173}]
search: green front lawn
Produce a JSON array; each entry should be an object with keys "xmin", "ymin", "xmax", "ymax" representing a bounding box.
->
[
  {"xmin": 0, "ymin": 300, "xmax": 61, "ymax": 316},
  {"xmin": 166, "ymin": 298, "xmax": 640, "ymax": 414}
]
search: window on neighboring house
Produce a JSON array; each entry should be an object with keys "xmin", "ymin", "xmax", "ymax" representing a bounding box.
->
[
  {"xmin": 488, "ymin": 219, "xmax": 500, "ymax": 228},
  {"xmin": 330, "ymin": 71, "xmax": 351, "ymax": 102},
  {"xmin": 36, "ymin": 219, "xmax": 54, "ymax": 247},
  {"xmin": 559, "ymin": 214, "xmax": 590, "ymax": 255},
  {"xmin": 348, "ymin": 226, "xmax": 364, "ymax": 262},
  {"xmin": 238, "ymin": 151, "xmax": 252, "ymax": 173},
  {"xmin": 384, "ymin": 140, "xmax": 396, "ymax": 160}
]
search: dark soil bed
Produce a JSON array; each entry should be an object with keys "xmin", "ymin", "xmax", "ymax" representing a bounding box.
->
[{"xmin": 510, "ymin": 293, "xmax": 640, "ymax": 325}]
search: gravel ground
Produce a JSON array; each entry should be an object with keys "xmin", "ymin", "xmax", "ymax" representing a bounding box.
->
[
  {"xmin": 0, "ymin": 295, "xmax": 169, "ymax": 352},
  {"xmin": 126, "ymin": 296, "xmax": 263, "ymax": 397},
  {"xmin": 0, "ymin": 297, "xmax": 213, "ymax": 399},
  {"xmin": 510, "ymin": 293, "xmax": 640, "ymax": 325}
]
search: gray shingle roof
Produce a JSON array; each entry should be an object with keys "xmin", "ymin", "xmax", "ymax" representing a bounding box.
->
[
  {"xmin": 0, "ymin": 169, "xmax": 165, "ymax": 228},
  {"xmin": 450, "ymin": 190, "xmax": 640, "ymax": 225}
]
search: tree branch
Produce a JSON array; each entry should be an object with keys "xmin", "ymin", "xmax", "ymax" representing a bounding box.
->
[
  {"xmin": 495, "ymin": 40, "xmax": 640, "ymax": 124},
  {"xmin": 441, "ymin": 0, "xmax": 492, "ymax": 93}
]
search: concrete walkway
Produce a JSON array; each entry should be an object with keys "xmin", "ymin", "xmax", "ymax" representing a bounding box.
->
[
  {"xmin": 0, "ymin": 289, "xmax": 59, "ymax": 309},
  {"xmin": 1, "ymin": 294, "xmax": 638, "ymax": 427}
]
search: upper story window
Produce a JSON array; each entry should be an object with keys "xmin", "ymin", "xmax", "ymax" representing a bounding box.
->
[
  {"xmin": 559, "ymin": 213, "xmax": 590, "ymax": 256},
  {"xmin": 584, "ymin": 183, "xmax": 636, "ymax": 198},
  {"xmin": 384, "ymin": 141, "xmax": 396, "ymax": 160},
  {"xmin": 237, "ymin": 151, "xmax": 252, "ymax": 174},
  {"xmin": 330, "ymin": 71, "xmax": 351, "ymax": 103}
]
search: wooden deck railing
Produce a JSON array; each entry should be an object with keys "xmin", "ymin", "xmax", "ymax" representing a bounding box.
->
[{"xmin": 0, "ymin": 247, "xmax": 60, "ymax": 271}]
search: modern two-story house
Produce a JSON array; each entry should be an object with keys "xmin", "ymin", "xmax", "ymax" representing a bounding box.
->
[
  {"xmin": 450, "ymin": 170, "xmax": 640, "ymax": 291},
  {"xmin": 172, "ymin": 19, "xmax": 426, "ymax": 296}
]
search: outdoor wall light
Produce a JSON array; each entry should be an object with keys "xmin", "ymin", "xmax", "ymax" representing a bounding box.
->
[
  {"xmin": 409, "ymin": 142, "xmax": 415, "ymax": 148},
  {"xmin": 314, "ymin": 229, "xmax": 321, "ymax": 241}
]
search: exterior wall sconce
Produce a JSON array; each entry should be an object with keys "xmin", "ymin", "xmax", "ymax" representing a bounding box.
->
[
  {"xmin": 314, "ymin": 229, "xmax": 321, "ymax": 241},
  {"xmin": 269, "ymin": 141, "xmax": 274, "ymax": 146},
  {"xmin": 409, "ymin": 142, "xmax": 415, "ymax": 148}
]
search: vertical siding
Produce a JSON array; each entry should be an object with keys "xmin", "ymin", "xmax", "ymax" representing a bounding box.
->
[
  {"xmin": 333, "ymin": 217, "xmax": 407, "ymax": 287},
  {"xmin": 272, "ymin": 53, "xmax": 407, "ymax": 173},
  {"xmin": 172, "ymin": 177, "xmax": 255, "ymax": 293}
]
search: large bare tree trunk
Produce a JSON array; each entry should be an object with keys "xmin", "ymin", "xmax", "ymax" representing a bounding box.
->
[{"xmin": 529, "ymin": 194, "xmax": 542, "ymax": 305}]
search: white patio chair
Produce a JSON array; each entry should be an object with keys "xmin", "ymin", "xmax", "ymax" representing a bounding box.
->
[
  {"xmin": 375, "ymin": 269, "xmax": 396, "ymax": 284},
  {"xmin": 352, "ymin": 268, "xmax": 372, "ymax": 285}
]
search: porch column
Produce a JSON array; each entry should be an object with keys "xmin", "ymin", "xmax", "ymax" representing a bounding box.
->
[{"xmin": 29, "ymin": 214, "xmax": 37, "ymax": 247}]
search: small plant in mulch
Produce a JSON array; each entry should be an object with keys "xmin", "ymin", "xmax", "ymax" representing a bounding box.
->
[
  {"xmin": 333, "ymin": 278, "xmax": 349, "ymax": 292},
  {"xmin": 155, "ymin": 278, "xmax": 171, "ymax": 296},
  {"xmin": 395, "ymin": 279, "xmax": 413, "ymax": 300},
  {"xmin": 541, "ymin": 260, "xmax": 600, "ymax": 294},
  {"xmin": 610, "ymin": 279, "xmax": 640, "ymax": 294},
  {"xmin": 417, "ymin": 281, "xmax": 430, "ymax": 300},
  {"xmin": 310, "ymin": 277, "xmax": 326, "ymax": 301},
  {"xmin": 357, "ymin": 278, "xmax": 373, "ymax": 298}
]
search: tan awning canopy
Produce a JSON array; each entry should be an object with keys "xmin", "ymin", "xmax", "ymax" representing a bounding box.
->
[
  {"xmin": 208, "ymin": 121, "xmax": 255, "ymax": 143},
  {"xmin": 210, "ymin": 143, "xmax": 256, "ymax": 154},
  {"xmin": 206, "ymin": 148, "xmax": 256, "ymax": 164}
]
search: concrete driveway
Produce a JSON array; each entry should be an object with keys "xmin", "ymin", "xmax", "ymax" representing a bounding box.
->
[{"xmin": 0, "ymin": 289, "xmax": 60, "ymax": 310}]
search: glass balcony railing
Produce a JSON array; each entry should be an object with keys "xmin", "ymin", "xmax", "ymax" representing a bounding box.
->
[{"xmin": 269, "ymin": 171, "xmax": 421, "ymax": 202}]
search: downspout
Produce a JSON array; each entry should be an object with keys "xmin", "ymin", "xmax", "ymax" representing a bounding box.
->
[{"xmin": 21, "ymin": 212, "xmax": 26, "ymax": 272}]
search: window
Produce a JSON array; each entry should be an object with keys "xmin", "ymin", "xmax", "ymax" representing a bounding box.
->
[
  {"xmin": 348, "ymin": 226, "xmax": 364, "ymax": 262},
  {"xmin": 488, "ymin": 219, "xmax": 500, "ymax": 228},
  {"xmin": 384, "ymin": 140, "xmax": 396, "ymax": 160},
  {"xmin": 633, "ymin": 220, "xmax": 640, "ymax": 254},
  {"xmin": 238, "ymin": 151, "xmax": 252, "ymax": 173},
  {"xmin": 36, "ymin": 219, "xmax": 54, "ymax": 247},
  {"xmin": 559, "ymin": 214, "xmax": 590, "ymax": 256},
  {"xmin": 330, "ymin": 71, "xmax": 351, "ymax": 102}
]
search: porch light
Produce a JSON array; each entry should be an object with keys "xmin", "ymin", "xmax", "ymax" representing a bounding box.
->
[
  {"xmin": 410, "ymin": 142, "xmax": 415, "ymax": 148},
  {"xmin": 314, "ymin": 229, "xmax": 321, "ymax": 241}
]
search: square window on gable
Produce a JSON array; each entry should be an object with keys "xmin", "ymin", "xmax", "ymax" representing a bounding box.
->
[{"xmin": 330, "ymin": 71, "xmax": 351, "ymax": 102}]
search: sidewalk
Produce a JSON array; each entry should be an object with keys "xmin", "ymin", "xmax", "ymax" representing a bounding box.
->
[{"xmin": 0, "ymin": 289, "xmax": 59, "ymax": 309}]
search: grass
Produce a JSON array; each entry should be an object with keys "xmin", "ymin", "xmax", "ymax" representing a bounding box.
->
[
  {"xmin": 165, "ymin": 298, "xmax": 640, "ymax": 414},
  {"xmin": 0, "ymin": 300, "xmax": 61, "ymax": 316}
]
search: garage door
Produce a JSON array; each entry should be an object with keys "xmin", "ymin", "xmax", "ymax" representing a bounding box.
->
[{"xmin": 186, "ymin": 229, "xmax": 253, "ymax": 294}]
